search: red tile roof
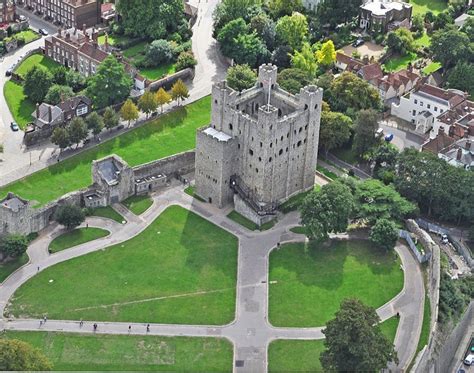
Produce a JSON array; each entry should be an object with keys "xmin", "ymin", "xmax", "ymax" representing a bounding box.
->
[
  {"xmin": 78, "ymin": 42, "xmax": 109, "ymax": 63},
  {"xmin": 418, "ymin": 84, "xmax": 466, "ymax": 107}
]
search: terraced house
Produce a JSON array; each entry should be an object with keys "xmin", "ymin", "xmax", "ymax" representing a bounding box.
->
[
  {"xmin": 0, "ymin": 0, "xmax": 15, "ymax": 24},
  {"xmin": 18, "ymin": 0, "xmax": 100, "ymax": 28}
]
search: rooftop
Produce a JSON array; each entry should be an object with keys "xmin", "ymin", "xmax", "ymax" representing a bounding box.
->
[
  {"xmin": 203, "ymin": 127, "xmax": 232, "ymax": 142},
  {"xmin": 97, "ymin": 158, "xmax": 121, "ymax": 186},
  {"xmin": 361, "ymin": 0, "xmax": 410, "ymax": 16},
  {"xmin": 0, "ymin": 193, "xmax": 28, "ymax": 212}
]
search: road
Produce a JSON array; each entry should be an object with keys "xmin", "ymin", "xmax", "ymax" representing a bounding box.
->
[{"xmin": 0, "ymin": 0, "xmax": 227, "ymax": 184}]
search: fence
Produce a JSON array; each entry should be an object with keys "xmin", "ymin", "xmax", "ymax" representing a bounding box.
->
[
  {"xmin": 416, "ymin": 218, "xmax": 474, "ymax": 269},
  {"xmin": 399, "ymin": 229, "xmax": 431, "ymax": 263}
]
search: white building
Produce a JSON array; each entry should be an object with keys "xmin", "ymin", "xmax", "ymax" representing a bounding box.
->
[
  {"xmin": 391, "ymin": 84, "xmax": 467, "ymax": 135},
  {"xmin": 301, "ymin": 0, "xmax": 321, "ymax": 12}
]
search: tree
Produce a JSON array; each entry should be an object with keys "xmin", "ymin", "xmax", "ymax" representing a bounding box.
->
[
  {"xmin": 175, "ymin": 51, "xmax": 197, "ymax": 71},
  {"xmin": 226, "ymin": 64, "xmax": 257, "ymax": 91},
  {"xmin": 250, "ymin": 13, "xmax": 276, "ymax": 50},
  {"xmin": 103, "ymin": 106, "xmax": 120, "ymax": 130},
  {"xmin": 431, "ymin": 29, "xmax": 470, "ymax": 68},
  {"xmin": 275, "ymin": 12, "xmax": 308, "ymax": 51},
  {"xmin": 448, "ymin": 62, "xmax": 474, "ymax": 97},
  {"xmin": 44, "ymin": 84, "xmax": 74, "ymax": 105},
  {"xmin": 386, "ymin": 28, "xmax": 415, "ymax": 55},
  {"xmin": 291, "ymin": 42, "xmax": 318, "ymax": 77},
  {"xmin": 271, "ymin": 45, "xmax": 293, "ymax": 68},
  {"xmin": 65, "ymin": 69, "xmax": 86, "ymax": 92},
  {"xmin": 354, "ymin": 179, "xmax": 417, "ymax": 223},
  {"xmin": 370, "ymin": 218, "xmax": 399, "ymax": 250},
  {"xmin": 138, "ymin": 90, "xmax": 158, "ymax": 118},
  {"xmin": 320, "ymin": 298, "xmax": 397, "ymax": 372},
  {"xmin": 51, "ymin": 127, "xmax": 70, "ymax": 152},
  {"xmin": 52, "ymin": 66, "xmax": 68, "ymax": 85},
  {"xmin": 170, "ymin": 79, "xmax": 189, "ymax": 106},
  {"xmin": 461, "ymin": 16, "xmax": 474, "ymax": 42},
  {"xmin": 116, "ymin": 0, "xmax": 185, "ymax": 40},
  {"xmin": 372, "ymin": 143, "xmax": 399, "ymax": 182},
  {"xmin": 232, "ymin": 32, "xmax": 270, "ymax": 67},
  {"xmin": 85, "ymin": 112, "xmax": 104, "ymax": 137},
  {"xmin": 329, "ymin": 72, "xmax": 381, "ymax": 114},
  {"xmin": 24, "ymin": 66, "xmax": 53, "ymax": 103},
  {"xmin": 0, "ymin": 339, "xmax": 52, "ymax": 371},
  {"xmin": 217, "ymin": 18, "xmax": 249, "ymax": 59},
  {"xmin": 67, "ymin": 117, "xmax": 88, "ymax": 147},
  {"xmin": 0, "ymin": 234, "xmax": 28, "ymax": 259},
  {"xmin": 54, "ymin": 204, "xmax": 85, "ymax": 230},
  {"xmin": 120, "ymin": 99, "xmax": 139, "ymax": 127},
  {"xmin": 316, "ymin": 0, "xmax": 363, "ymax": 29},
  {"xmin": 145, "ymin": 39, "xmax": 174, "ymax": 66},
  {"xmin": 319, "ymin": 111, "xmax": 352, "ymax": 155},
  {"xmin": 316, "ymin": 40, "xmax": 336, "ymax": 67},
  {"xmin": 433, "ymin": 12, "xmax": 453, "ymax": 30},
  {"xmin": 277, "ymin": 68, "xmax": 312, "ymax": 94},
  {"xmin": 212, "ymin": 0, "xmax": 261, "ymax": 33},
  {"xmin": 300, "ymin": 181, "xmax": 354, "ymax": 241},
  {"xmin": 86, "ymin": 55, "xmax": 133, "ymax": 109},
  {"xmin": 268, "ymin": 0, "xmax": 302, "ymax": 17},
  {"xmin": 411, "ymin": 14, "xmax": 424, "ymax": 34},
  {"xmin": 352, "ymin": 109, "xmax": 379, "ymax": 156},
  {"xmin": 155, "ymin": 87, "xmax": 172, "ymax": 113}
]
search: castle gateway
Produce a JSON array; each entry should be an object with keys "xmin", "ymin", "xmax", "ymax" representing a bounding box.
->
[{"xmin": 195, "ymin": 64, "xmax": 323, "ymax": 224}]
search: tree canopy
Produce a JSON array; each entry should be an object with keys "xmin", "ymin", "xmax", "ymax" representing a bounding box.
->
[
  {"xmin": 431, "ymin": 29, "xmax": 471, "ymax": 68},
  {"xmin": 352, "ymin": 109, "xmax": 380, "ymax": 156},
  {"xmin": 0, "ymin": 234, "xmax": 28, "ymax": 259},
  {"xmin": 321, "ymin": 298, "xmax": 397, "ymax": 371},
  {"xmin": 370, "ymin": 218, "xmax": 399, "ymax": 251},
  {"xmin": 24, "ymin": 66, "xmax": 53, "ymax": 103},
  {"xmin": 319, "ymin": 110, "xmax": 352, "ymax": 155},
  {"xmin": 275, "ymin": 12, "xmax": 308, "ymax": 51},
  {"xmin": 277, "ymin": 68, "xmax": 312, "ymax": 94},
  {"xmin": 226, "ymin": 64, "xmax": 257, "ymax": 91},
  {"xmin": 45, "ymin": 84, "xmax": 74, "ymax": 105},
  {"xmin": 0, "ymin": 338, "xmax": 52, "ymax": 371},
  {"xmin": 54, "ymin": 204, "xmax": 85, "ymax": 230}
]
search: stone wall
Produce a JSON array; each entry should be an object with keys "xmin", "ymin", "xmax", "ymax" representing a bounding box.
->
[
  {"xmin": 147, "ymin": 68, "xmax": 194, "ymax": 92},
  {"xmin": 133, "ymin": 151, "xmax": 195, "ymax": 180},
  {"xmin": 233, "ymin": 194, "xmax": 274, "ymax": 226}
]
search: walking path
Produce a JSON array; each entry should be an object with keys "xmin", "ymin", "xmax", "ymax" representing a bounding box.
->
[{"xmin": 0, "ymin": 185, "xmax": 424, "ymax": 372}]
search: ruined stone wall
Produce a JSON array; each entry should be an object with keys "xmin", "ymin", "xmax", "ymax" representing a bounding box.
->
[{"xmin": 133, "ymin": 151, "xmax": 195, "ymax": 180}]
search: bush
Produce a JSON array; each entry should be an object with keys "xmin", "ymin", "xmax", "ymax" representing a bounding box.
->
[
  {"xmin": 370, "ymin": 219, "xmax": 398, "ymax": 251},
  {"xmin": 175, "ymin": 51, "xmax": 197, "ymax": 71},
  {"xmin": 0, "ymin": 234, "xmax": 28, "ymax": 259},
  {"xmin": 54, "ymin": 204, "xmax": 85, "ymax": 230},
  {"xmin": 145, "ymin": 39, "xmax": 174, "ymax": 67},
  {"xmin": 226, "ymin": 64, "xmax": 257, "ymax": 91}
]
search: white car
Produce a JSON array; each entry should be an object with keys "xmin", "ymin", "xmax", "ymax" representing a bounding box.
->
[
  {"xmin": 441, "ymin": 233, "xmax": 449, "ymax": 244},
  {"xmin": 464, "ymin": 353, "xmax": 474, "ymax": 366}
]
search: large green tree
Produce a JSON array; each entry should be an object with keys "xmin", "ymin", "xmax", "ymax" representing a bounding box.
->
[
  {"xmin": 24, "ymin": 66, "xmax": 53, "ymax": 103},
  {"xmin": 291, "ymin": 42, "xmax": 318, "ymax": 77},
  {"xmin": 316, "ymin": 0, "xmax": 363, "ymax": 29},
  {"xmin": 320, "ymin": 298, "xmax": 398, "ymax": 371},
  {"xmin": 226, "ymin": 64, "xmax": 257, "ymax": 91},
  {"xmin": 275, "ymin": 12, "xmax": 308, "ymax": 51},
  {"xmin": 352, "ymin": 109, "xmax": 379, "ymax": 156},
  {"xmin": 51, "ymin": 126, "xmax": 70, "ymax": 152},
  {"xmin": 116, "ymin": 0, "xmax": 185, "ymax": 40},
  {"xmin": 386, "ymin": 28, "xmax": 415, "ymax": 55},
  {"xmin": 268, "ymin": 0, "xmax": 302, "ymax": 17},
  {"xmin": 85, "ymin": 111, "xmax": 104, "ymax": 137},
  {"xmin": 44, "ymin": 84, "xmax": 74, "ymax": 105},
  {"xmin": 0, "ymin": 339, "xmax": 52, "ymax": 371},
  {"xmin": 431, "ymin": 29, "xmax": 471, "ymax": 68},
  {"xmin": 86, "ymin": 55, "xmax": 133, "ymax": 109},
  {"xmin": 370, "ymin": 218, "xmax": 399, "ymax": 251},
  {"xmin": 448, "ymin": 62, "xmax": 474, "ymax": 96},
  {"xmin": 319, "ymin": 110, "xmax": 352, "ymax": 155},
  {"xmin": 0, "ymin": 234, "xmax": 28, "ymax": 259},
  {"xmin": 277, "ymin": 68, "xmax": 312, "ymax": 94},
  {"xmin": 67, "ymin": 117, "xmax": 88, "ymax": 147},
  {"xmin": 300, "ymin": 181, "xmax": 354, "ymax": 241},
  {"xmin": 213, "ymin": 0, "xmax": 262, "ymax": 33},
  {"xmin": 54, "ymin": 204, "xmax": 85, "ymax": 230}
]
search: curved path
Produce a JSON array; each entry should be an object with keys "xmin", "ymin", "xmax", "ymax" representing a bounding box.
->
[{"xmin": 0, "ymin": 185, "xmax": 424, "ymax": 372}]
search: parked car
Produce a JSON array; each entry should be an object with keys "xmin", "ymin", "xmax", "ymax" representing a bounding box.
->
[
  {"xmin": 39, "ymin": 28, "xmax": 49, "ymax": 36},
  {"xmin": 18, "ymin": 15, "xmax": 27, "ymax": 21},
  {"xmin": 10, "ymin": 122, "xmax": 19, "ymax": 131},
  {"xmin": 352, "ymin": 39, "xmax": 364, "ymax": 47},
  {"xmin": 441, "ymin": 233, "xmax": 449, "ymax": 244},
  {"xmin": 384, "ymin": 133, "xmax": 394, "ymax": 142},
  {"xmin": 376, "ymin": 128, "xmax": 384, "ymax": 138},
  {"xmin": 464, "ymin": 354, "xmax": 474, "ymax": 366}
]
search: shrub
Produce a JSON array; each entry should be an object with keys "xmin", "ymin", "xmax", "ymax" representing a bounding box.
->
[
  {"xmin": 175, "ymin": 51, "xmax": 197, "ymax": 71},
  {"xmin": 145, "ymin": 39, "xmax": 174, "ymax": 66}
]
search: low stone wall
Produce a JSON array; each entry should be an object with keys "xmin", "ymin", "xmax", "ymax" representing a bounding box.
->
[
  {"xmin": 147, "ymin": 68, "xmax": 194, "ymax": 92},
  {"xmin": 399, "ymin": 229, "xmax": 431, "ymax": 263},
  {"xmin": 234, "ymin": 194, "xmax": 274, "ymax": 226},
  {"xmin": 132, "ymin": 151, "xmax": 195, "ymax": 179}
]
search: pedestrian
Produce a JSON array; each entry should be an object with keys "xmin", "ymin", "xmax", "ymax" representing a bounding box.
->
[
  {"xmin": 93, "ymin": 323, "xmax": 97, "ymax": 331},
  {"xmin": 79, "ymin": 319, "xmax": 83, "ymax": 328},
  {"xmin": 397, "ymin": 312, "xmax": 400, "ymax": 318},
  {"xmin": 37, "ymin": 266, "xmax": 40, "ymax": 272},
  {"xmin": 39, "ymin": 320, "xmax": 43, "ymax": 327},
  {"xmin": 128, "ymin": 325, "xmax": 131, "ymax": 332},
  {"xmin": 43, "ymin": 316, "xmax": 47, "ymax": 323},
  {"xmin": 146, "ymin": 324, "xmax": 150, "ymax": 332},
  {"xmin": 86, "ymin": 223, "xmax": 88, "ymax": 228}
]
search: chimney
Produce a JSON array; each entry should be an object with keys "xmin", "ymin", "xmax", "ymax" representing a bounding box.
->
[
  {"xmin": 65, "ymin": 32, "xmax": 70, "ymax": 40},
  {"xmin": 48, "ymin": 105, "xmax": 52, "ymax": 123},
  {"xmin": 456, "ymin": 148, "xmax": 462, "ymax": 161},
  {"xmin": 466, "ymin": 140, "xmax": 471, "ymax": 150},
  {"xmin": 104, "ymin": 33, "xmax": 109, "ymax": 50},
  {"xmin": 92, "ymin": 28, "xmax": 98, "ymax": 43},
  {"xmin": 438, "ymin": 126, "xmax": 445, "ymax": 135},
  {"xmin": 82, "ymin": 23, "xmax": 86, "ymax": 33},
  {"xmin": 58, "ymin": 27, "xmax": 62, "ymax": 37},
  {"xmin": 36, "ymin": 103, "xmax": 40, "ymax": 119}
]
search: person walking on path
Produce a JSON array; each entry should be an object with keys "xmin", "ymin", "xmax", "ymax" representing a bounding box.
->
[
  {"xmin": 93, "ymin": 323, "xmax": 97, "ymax": 331},
  {"xmin": 39, "ymin": 320, "xmax": 43, "ymax": 328},
  {"xmin": 43, "ymin": 316, "xmax": 47, "ymax": 323},
  {"xmin": 146, "ymin": 324, "xmax": 150, "ymax": 333},
  {"xmin": 79, "ymin": 319, "xmax": 83, "ymax": 328},
  {"xmin": 128, "ymin": 325, "xmax": 131, "ymax": 333}
]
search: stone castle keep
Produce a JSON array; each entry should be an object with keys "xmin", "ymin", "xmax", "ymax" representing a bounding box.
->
[{"xmin": 195, "ymin": 64, "xmax": 323, "ymax": 224}]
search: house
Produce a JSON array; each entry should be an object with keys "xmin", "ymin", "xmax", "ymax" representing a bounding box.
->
[
  {"xmin": 359, "ymin": 0, "xmax": 412, "ymax": 33},
  {"xmin": 438, "ymin": 139, "xmax": 474, "ymax": 170},
  {"xmin": 31, "ymin": 95, "xmax": 91, "ymax": 129},
  {"xmin": 422, "ymin": 127, "xmax": 456, "ymax": 154},
  {"xmin": 32, "ymin": 103, "xmax": 63, "ymax": 129},
  {"xmin": 45, "ymin": 26, "xmax": 108, "ymax": 76},
  {"xmin": 454, "ymin": 13, "xmax": 472, "ymax": 28},
  {"xmin": 435, "ymin": 99, "xmax": 474, "ymax": 139},
  {"xmin": 100, "ymin": 2, "xmax": 115, "ymax": 25},
  {"xmin": 0, "ymin": 0, "xmax": 15, "ymax": 24},
  {"xmin": 57, "ymin": 95, "xmax": 92, "ymax": 121},
  {"xmin": 17, "ymin": 0, "xmax": 100, "ymax": 29},
  {"xmin": 335, "ymin": 52, "xmax": 365, "ymax": 72},
  {"xmin": 391, "ymin": 84, "xmax": 467, "ymax": 134}
]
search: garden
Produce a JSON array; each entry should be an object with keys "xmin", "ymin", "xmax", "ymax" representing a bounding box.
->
[
  {"xmin": 49, "ymin": 228, "xmax": 110, "ymax": 253},
  {"xmin": 0, "ymin": 96, "xmax": 211, "ymax": 207},
  {"xmin": 6, "ymin": 206, "xmax": 238, "ymax": 325},
  {"xmin": 268, "ymin": 240, "xmax": 404, "ymax": 327},
  {"xmin": 1, "ymin": 331, "xmax": 232, "ymax": 371}
]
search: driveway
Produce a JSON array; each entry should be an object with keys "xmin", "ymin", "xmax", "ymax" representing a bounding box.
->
[
  {"xmin": 379, "ymin": 119, "xmax": 426, "ymax": 150},
  {"xmin": 341, "ymin": 41, "xmax": 385, "ymax": 60}
]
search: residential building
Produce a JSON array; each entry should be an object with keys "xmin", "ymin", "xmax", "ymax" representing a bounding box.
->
[
  {"xmin": 359, "ymin": 0, "xmax": 412, "ymax": 33},
  {"xmin": 0, "ymin": 0, "xmax": 15, "ymax": 24},
  {"xmin": 194, "ymin": 64, "xmax": 323, "ymax": 225},
  {"xmin": 435, "ymin": 98, "xmax": 474, "ymax": 139},
  {"xmin": 438, "ymin": 138, "xmax": 474, "ymax": 169},
  {"xmin": 391, "ymin": 84, "xmax": 467, "ymax": 134},
  {"xmin": 31, "ymin": 95, "xmax": 92, "ymax": 128},
  {"xmin": 301, "ymin": 0, "xmax": 322, "ymax": 12},
  {"xmin": 44, "ymin": 27, "xmax": 108, "ymax": 76},
  {"xmin": 100, "ymin": 1, "xmax": 115, "ymax": 24},
  {"xmin": 18, "ymin": 0, "xmax": 100, "ymax": 28}
]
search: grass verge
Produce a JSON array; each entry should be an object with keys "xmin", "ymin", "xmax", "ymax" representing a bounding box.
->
[
  {"xmin": 0, "ymin": 253, "xmax": 28, "ymax": 283},
  {"xmin": 1, "ymin": 331, "xmax": 232, "ymax": 371},
  {"xmin": 122, "ymin": 195, "xmax": 153, "ymax": 215},
  {"xmin": 227, "ymin": 211, "xmax": 275, "ymax": 231},
  {"xmin": 15, "ymin": 53, "xmax": 60, "ymax": 78},
  {"xmin": 90, "ymin": 206, "xmax": 125, "ymax": 223},
  {"xmin": 7, "ymin": 206, "xmax": 238, "ymax": 325},
  {"xmin": 416, "ymin": 295, "xmax": 431, "ymax": 353},
  {"xmin": 49, "ymin": 228, "xmax": 110, "ymax": 253},
  {"xmin": 3, "ymin": 80, "xmax": 35, "ymax": 129}
]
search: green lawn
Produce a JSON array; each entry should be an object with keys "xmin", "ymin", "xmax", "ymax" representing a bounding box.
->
[
  {"xmin": 140, "ymin": 63, "xmax": 176, "ymax": 81},
  {"xmin": 383, "ymin": 52, "xmax": 419, "ymax": 72},
  {"xmin": 416, "ymin": 295, "xmax": 431, "ymax": 353},
  {"xmin": 409, "ymin": 0, "xmax": 448, "ymax": 16},
  {"xmin": 0, "ymin": 96, "xmax": 211, "ymax": 207},
  {"xmin": 123, "ymin": 194, "xmax": 153, "ymax": 215},
  {"xmin": 184, "ymin": 186, "xmax": 205, "ymax": 202},
  {"xmin": 0, "ymin": 254, "xmax": 28, "ymax": 283},
  {"xmin": 422, "ymin": 62, "xmax": 442, "ymax": 75},
  {"xmin": 268, "ymin": 317, "xmax": 399, "ymax": 372},
  {"xmin": 317, "ymin": 165, "xmax": 338, "ymax": 180},
  {"xmin": 14, "ymin": 29, "xmax": 41, "ymax": 44},
  {"xmin": 290, "ymin": 226, "xmax": 307, "ymax": 235},
  {"xmin": 269, "ymin": 240, "xmax": 404, "ymax": 327},
  {"xmin": 49, "ymin": 228, "xmax": 110, "ymax": 253},
  {"xmin": 7, "ymin": 206, "xmax": 238, "ymax": 325},
  {"xmin": 15, "ymin": 53, "xmax": 61, "ymax": 78},
  {"xmin": 90, "ymin": 206, "xmax": 125, "ymax": 224},
  {"xmin": 414, "ymin": 32, "xmax": 431, "ymax": 48},
  {"xmin": 122, "ymin": 41, "xmax": 148, "ymax": 59},
  {"xmin": 227, "ymin": 211, "xmax": 276, "ymax": 231},
  {"xmin": 1, "ymin": 331, "xmax": 232, "ymax": 371},
  {"xmin": 97, "ymin": 34, "xmax": 133, "ymax": 46},
  {"xmin": 3, "ymin": 80, "xmax": 36, "ymax": 129}
]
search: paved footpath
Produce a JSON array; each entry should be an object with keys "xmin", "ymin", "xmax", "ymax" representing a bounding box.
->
[{"xmin": 0, "ymin": 186, "xmax": 423, "ymax": 372}]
